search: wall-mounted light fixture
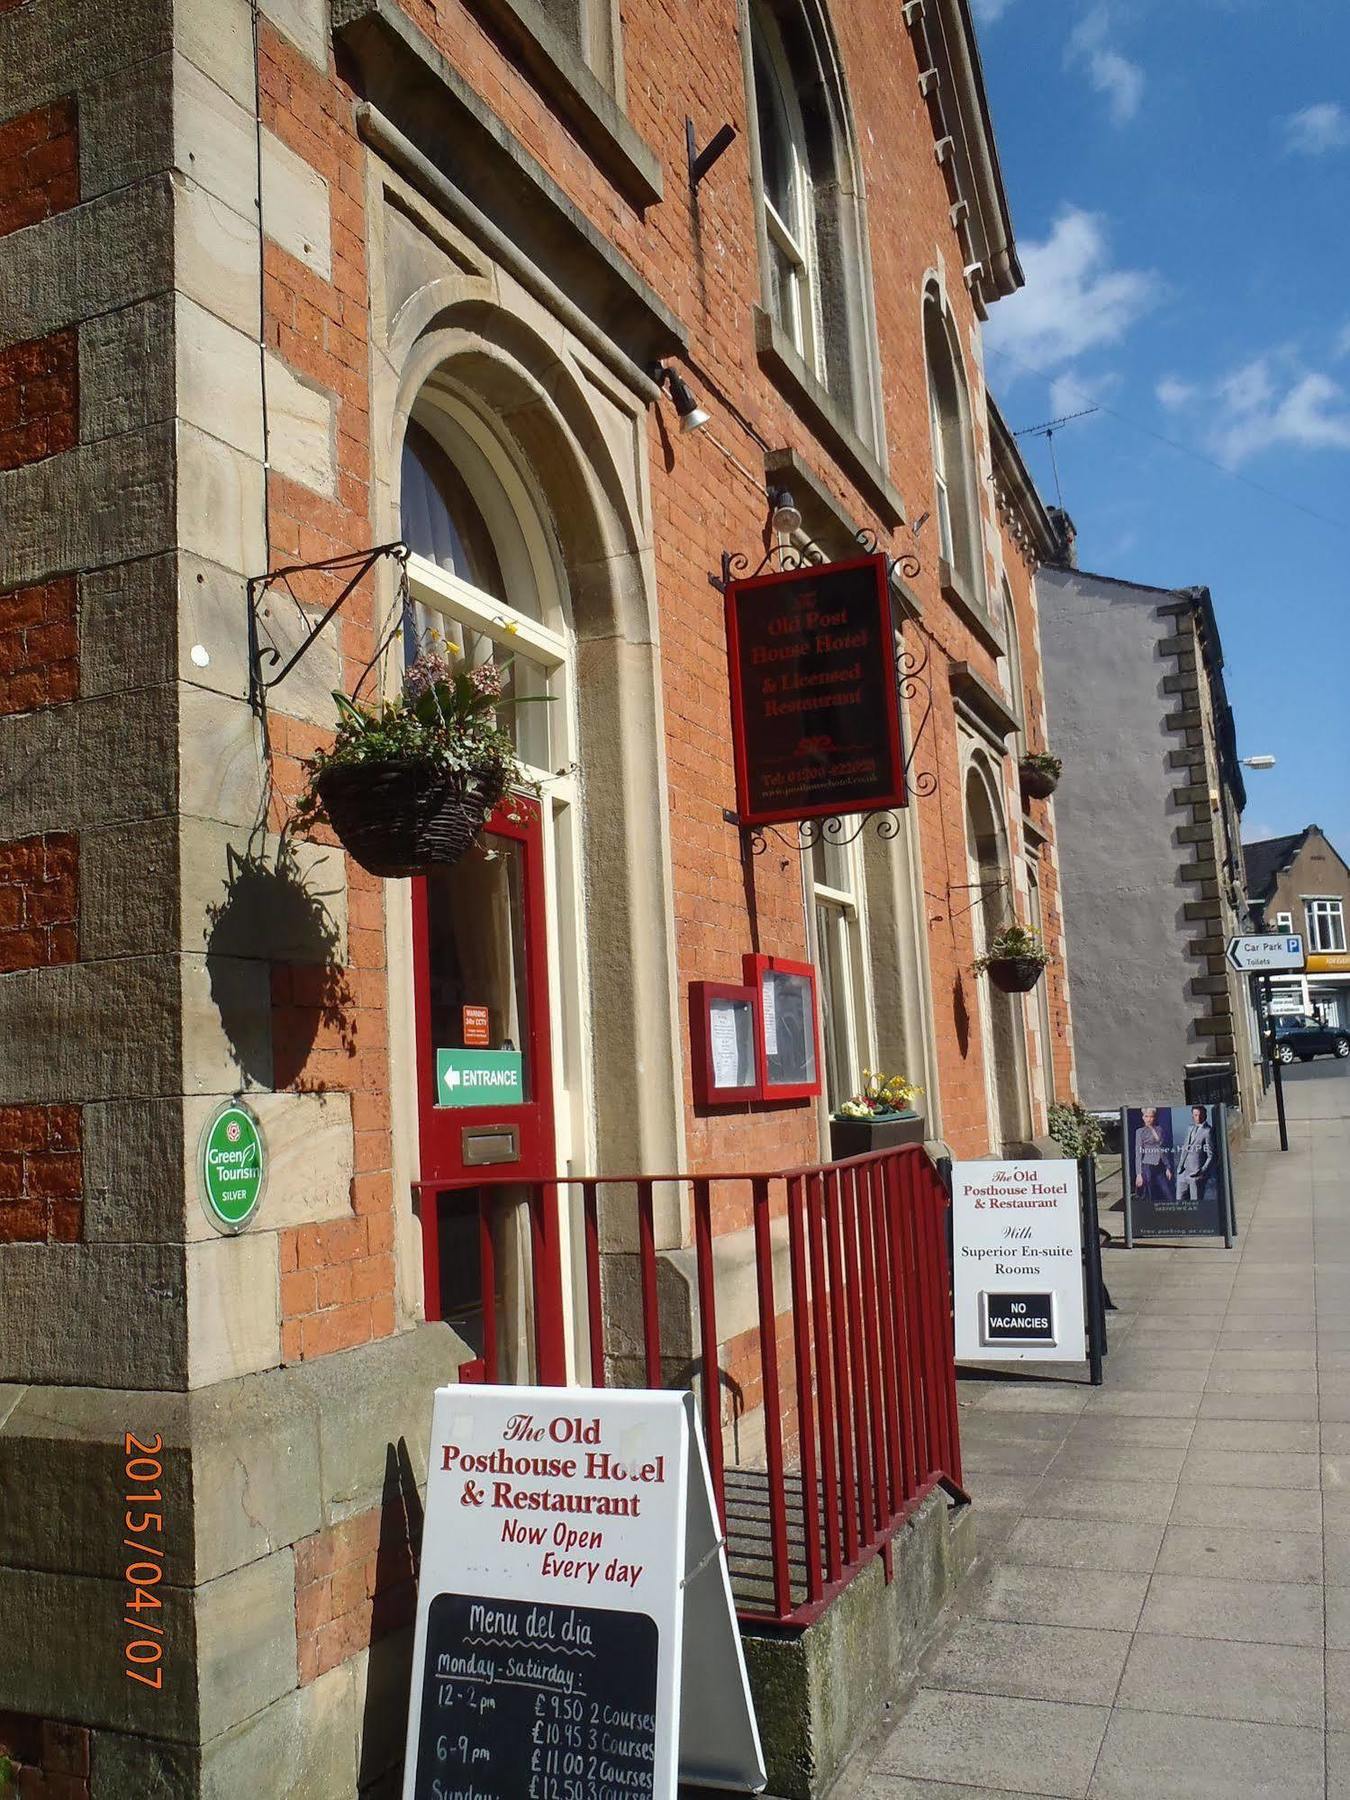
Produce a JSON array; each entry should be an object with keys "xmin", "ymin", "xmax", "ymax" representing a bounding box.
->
[
  {"xmin": 1240, "ymin": 754, "xmax": 1277, "ymax": 771},
  {"xmin": 651, "ymin": 364, "xmax": 710, "ymax": 433},
  {"xmin": 768, "ymin": 488, "xmax": 802, "ymax": 536}
]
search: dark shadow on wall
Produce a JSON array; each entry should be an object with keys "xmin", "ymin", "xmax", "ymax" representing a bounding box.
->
[
  {"xmin": 204, "ymin": 840, "xmax": 355, "ymax": 1088},
  {"xmin": 952, "ymin": 972, "xmax": 971, "ymax": 1059},
  {"xmin": 358, "ymin": 1438, "xmax": 426, "ymax": 1796}
]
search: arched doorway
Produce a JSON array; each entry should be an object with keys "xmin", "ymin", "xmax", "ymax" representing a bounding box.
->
[
  {"xmin": 965, "ymin": 760, "xmax": 1031, "ymax": 1151},
  {"xmin": 397, "ymin": 379, "xmax": 583, "ymax": 1381}
]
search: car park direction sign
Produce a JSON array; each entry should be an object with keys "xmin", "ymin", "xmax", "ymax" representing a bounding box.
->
[{"xmin": 1226, "ymin": 934, "xmax": 1306, "ymax": 973}]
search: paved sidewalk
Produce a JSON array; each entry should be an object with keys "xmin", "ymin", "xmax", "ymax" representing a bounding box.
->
[{"xmin": 855, "ymin": 1065, "xmax": 1350, "ymax": 1800}]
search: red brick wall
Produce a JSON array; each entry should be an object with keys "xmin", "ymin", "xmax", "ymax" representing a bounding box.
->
[
  {"xmin": 0, "ymin": 578, "xmax": 78, "ymax": 713},
  {"xmin": 0, "ymin": 97, "xmax": 78, "ymax": 238},
  {"xmin": 0, "ymin": 328, "xmax": 78, "ymax": 472},
  {"xmin": 0, "ymin": 1712, "xmax": 90, "ymax": 1796},
  {"xmin": 293, "ymin": 1503, "xmax": 418, "ymax": 1684},
  {"xmin": 0, "ymin": 1105, "xmax": 82, "ymax": 1244},
  {"xmin": 0, "ymin": 833, "xmax": 78, "ymax": 973}
]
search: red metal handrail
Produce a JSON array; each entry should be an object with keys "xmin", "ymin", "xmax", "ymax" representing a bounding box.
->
[{"xmin": 413, "ymin": 1143, "xmax": 965, "ymax": 1628}]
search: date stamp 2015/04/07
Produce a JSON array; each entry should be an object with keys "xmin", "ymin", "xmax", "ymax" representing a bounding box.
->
[{"xmin": 122, "ymin": 1433, "xmax": 168, "ymax": 1689}]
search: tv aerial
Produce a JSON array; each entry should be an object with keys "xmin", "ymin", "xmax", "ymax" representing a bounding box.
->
[{"xmin": 1013, "ymin": 407, "xmax": 1098, "ymax": 510}]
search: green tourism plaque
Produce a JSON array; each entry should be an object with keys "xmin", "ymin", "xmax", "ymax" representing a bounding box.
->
[
  {"xmin": 199, "ymin": 1099, "xmax": 266, "ymax": 1233},
  {"xmin": 435, "ymin": 1048, "xmax": 524, "ymax": 1109}
]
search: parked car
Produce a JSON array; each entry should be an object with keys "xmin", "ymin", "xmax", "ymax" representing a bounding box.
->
[{"xmin": 1272, "ymin": 1014, "xmax": 1350, "ymax": 1064}]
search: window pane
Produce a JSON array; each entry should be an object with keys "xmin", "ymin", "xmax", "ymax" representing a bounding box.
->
[
  {"xmin": 753, "ymin": 37, "xmax": 798, "ymax": 230},
  {"xmin": 816, "ymin": 902, "xmax": 849, "ymax": 1107},
  {"xmin": 425, "ymin": 836, "xmax": 532, "ymax": 1098},
  {"xmin": 405, "ymin": 606, "xmax": 553, "ymax": 773},
  {"xmin": 400, "ymin": 419, "xmax": 507, "ymax": 599}
]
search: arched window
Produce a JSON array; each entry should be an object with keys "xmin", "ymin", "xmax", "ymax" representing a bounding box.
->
[
  {"xmin": 752, "ymin": 7, "xmax": 821, "ymax": 375},
  {"xmin": 746, "ymin": 0, "xmax": 881, "ymax": 441},
  {"xmin": 924, "ymin": 289, "xmax": 983, "ymax": 604},
  {"xmin": 965, "ymin": 759, "xmax": 1030, "ymax": 1150},
  {"xmin": 399, "ymin": 394, "xmax": 566, "ymax": 779},
  {"xmin": 999, "ymin": 577, "xmax": 1026, "ymax": 755}
]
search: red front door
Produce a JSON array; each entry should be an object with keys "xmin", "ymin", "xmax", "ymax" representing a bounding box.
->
[{"xmin": 412, "ymin": 797, "xmax": 560, "ymax": 1373}]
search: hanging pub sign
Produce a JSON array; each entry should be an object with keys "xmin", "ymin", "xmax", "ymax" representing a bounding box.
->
[{"xmin": 724, "ymin": 552, "xmax": 906, "ymax": 826}]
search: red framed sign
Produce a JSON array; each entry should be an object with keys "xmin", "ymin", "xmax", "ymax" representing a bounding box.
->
[
  {"xmin": 744, "ymin": 953, "xmax": 822, "ymax": 1101},
  {"xmin": 689, "ymin": 980, "xmax": 763, "ymax": 1104},
  {"xmin": 724, "ymin": 552, "xmax": 907, "ymax": 826}
]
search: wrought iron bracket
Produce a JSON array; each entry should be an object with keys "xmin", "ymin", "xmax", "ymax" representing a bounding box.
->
[
  {"xmin": 724, "ymin": 809, "xmax": 907, "ymax": 858},
  {"xmin": 709, "ymin": 526, "xmax": 919, "ymax": 593},
  {"xmin": 246, "ymin": 541, "xmax": 409, "ymax": 712}
]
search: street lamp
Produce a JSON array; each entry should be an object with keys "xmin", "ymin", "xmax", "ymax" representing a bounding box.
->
[{"xmin": 1240, "ymin": 755, "xmax": 1277, "ymax": 770}]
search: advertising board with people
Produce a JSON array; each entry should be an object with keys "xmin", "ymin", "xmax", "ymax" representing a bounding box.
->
[{"xmin": 1121, "ymin": 1103, "xmax": 1235, "ymax": 1245}]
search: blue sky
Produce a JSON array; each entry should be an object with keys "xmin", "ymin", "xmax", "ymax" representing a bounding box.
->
[{"xmin": 973, "ymin": 0, "xmax": 1350, "ymax": 852}]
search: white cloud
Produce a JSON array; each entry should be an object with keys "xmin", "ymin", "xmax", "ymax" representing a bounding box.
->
[
  {"xmin": 1065, "ymin": 8, "xmax": 1144, "ymax": 126},
  {"xmin": 984, "ymin": 208, "xmax": 1159, "ymax": 372},
  {"xmin": 1206, "ymin": 355, "xmax": 1350, "ymax": 465},
  {"xmin": 1156, "ymin": 376, "xmax": 1197, "ymax": 410},
  {"xmin": 1048, "ymin": 369, "xmax": 1116, "ymax": 420},
  {"xmin": 972, "ymin": 0, "xmax": 1014, "ymax": 20},
  {"xmin": 1335, "ymin": 322, "xmax": 1350, "ymax": 360},
  {"xmin": 1281, "ymin": 103, "xmax": 1350, "ymax": 156}
]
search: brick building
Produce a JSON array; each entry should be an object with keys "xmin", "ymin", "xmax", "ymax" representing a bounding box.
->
[
  {"xmin": 1246, "ymin": 826, "xmax": 1350, "ymax": 1028},
  {"xmin": 0, "ymin": 0, "xmax": 1076, "ymax": 1787}
]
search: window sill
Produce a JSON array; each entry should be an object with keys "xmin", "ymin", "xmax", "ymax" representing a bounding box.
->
[
  {"xmin": 939, "ymin": 558, "xmax": 1004, "ymax": 657},
  {"xmin": 754, "ymin": 308, "xmax": 906, "ymax": 531}
]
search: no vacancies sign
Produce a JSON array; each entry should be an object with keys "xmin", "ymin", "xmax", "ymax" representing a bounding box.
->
[
  {"xmin": 952, "ymin": 1160, "xmax": 1086, "ymax": 1364},
  {"xmin": 724, "ymin": 553, "xmax": 906, "ymax": 826}
]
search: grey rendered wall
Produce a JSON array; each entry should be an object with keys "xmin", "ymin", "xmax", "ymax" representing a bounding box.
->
[{"xmin": 1037, "ymin": 567, "xmax": 1197, "ymax": 1108}]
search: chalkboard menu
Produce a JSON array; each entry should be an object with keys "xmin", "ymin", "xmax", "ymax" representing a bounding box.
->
[
  {"xmin": 724, "ymin": 553, "xmax": 906, "ymax": 826},
  {"xmin": 412, "ymin": 1593, "xmax": 658, "ymax": 1799}
]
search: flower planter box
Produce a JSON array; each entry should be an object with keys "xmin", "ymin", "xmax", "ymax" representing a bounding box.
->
[
  {"xmin": 316, "ymin": 760, "xmax": 503, "ymax": 878},
  {"xmin": 829, "ymin": 1110, "xmax": 926, "ymax": 1159},
  {"xmin": 1018, "ymin": 759, "xmax": 1060, "ymax": 802},
  {"xmin": 985, "ymin": 955, "xmax": 1047, "ymax": 995}
]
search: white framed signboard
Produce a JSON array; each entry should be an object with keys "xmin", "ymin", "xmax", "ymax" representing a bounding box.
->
[
  {"xmin": 952, "ymin": 1160, "xmax": 1086, "ymax": 1364},
  {"xmin": 402, "ymin": 1384, "xmax": 765, "ymax": 1799}
]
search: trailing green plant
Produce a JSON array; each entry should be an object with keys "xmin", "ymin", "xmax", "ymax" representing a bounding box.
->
[
  {"xmin": 1047, "ymin": 1100, "xmax": 1106, "ymax": 1158},
  {"xmin": 293, "ymin": 649, "xmax": 545, "ymax": 836},
  {"xmin": 1020, "ymin": 750, "xmax": 1062, "ymax": 778},
  {"xmin": 0, "ymin": 1754, "xmax": 14, "ymax": 1797},
  {"xmin": 971, "ymin": 922, "xmax": 1051, "ymax": 976}
]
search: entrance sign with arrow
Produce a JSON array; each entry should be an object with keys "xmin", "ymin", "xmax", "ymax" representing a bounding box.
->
[
  {"xmin": 1226, "ymin": 935, "xmax": 1305, "ymax": 973},
  {"xmin": 435, "ymin": 1047, "xmax": 523, "ymax": 1109}
]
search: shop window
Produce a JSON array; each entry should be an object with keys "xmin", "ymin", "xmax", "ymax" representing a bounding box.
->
[
  {"xmin": 810, "ymin": 831, "xmax": 871, "ymax": 1109},
  {"xmin": 1306, "ymin": 897, "xmax": 1347, "ymax": 954},
  {"xmin": 746, "ymin": 0, "xmax": 882, "ymax": 443},
  {"xmin": 924, "ymin": 288, "xmax": 984, "ymax": 607}
]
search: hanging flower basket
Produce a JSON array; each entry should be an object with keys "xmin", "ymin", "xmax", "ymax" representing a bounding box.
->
[
  {"xmin": 292, "ymin": 642, "xmax": 547, "ymax": 879},
  {"xmin": 972, "ymin": 923, "xmax": 1052, "ymax": 994},
  {"xmin": 985, "ymin": 954, "xmax": 1048, "ymax": 994},
  {"xmin": 1019, "ymin": 751, "xmax": 1062, "ymax": 802},
  {"xmin": 315, "ymin": 760, "xmax": 505, "ymax": 879}
]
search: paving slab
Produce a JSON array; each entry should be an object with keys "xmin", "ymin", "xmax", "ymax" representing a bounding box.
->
[
  {"xmin": 1138, "ymin": 1572, "xmax": 1324, "ymax": 1647},
  {"xmin": 1115, "ymin": 1631, "xmax": 1324, "ymax": 1727},
  {"xmin": 1002, "ymin": 1517, "xmax": 1164, "ymax": 1575},
  {"xmin": 1154, "ymin": 1521, "xmax": 1325, "ymax": 1584},
  {"xmin": 874, "ymin": 1690, "xmax": 1109, "ymax": 1798},
  {"xmin": 1086, "ymin": 1709, "xmax": 1325, "ymax": 1800},
  {"xmin": 976, "ymin": 1564, "xmax": 1149, "ymax": 1633},
  {"xmin": 924, "ymin": 1619, "xmax": 1132, "ymax": 1707}
]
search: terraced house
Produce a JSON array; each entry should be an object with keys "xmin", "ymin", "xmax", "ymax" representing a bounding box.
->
[{"xmin": 0, "ymin": 0, "xmax": 1078, "ymax": 1789}]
